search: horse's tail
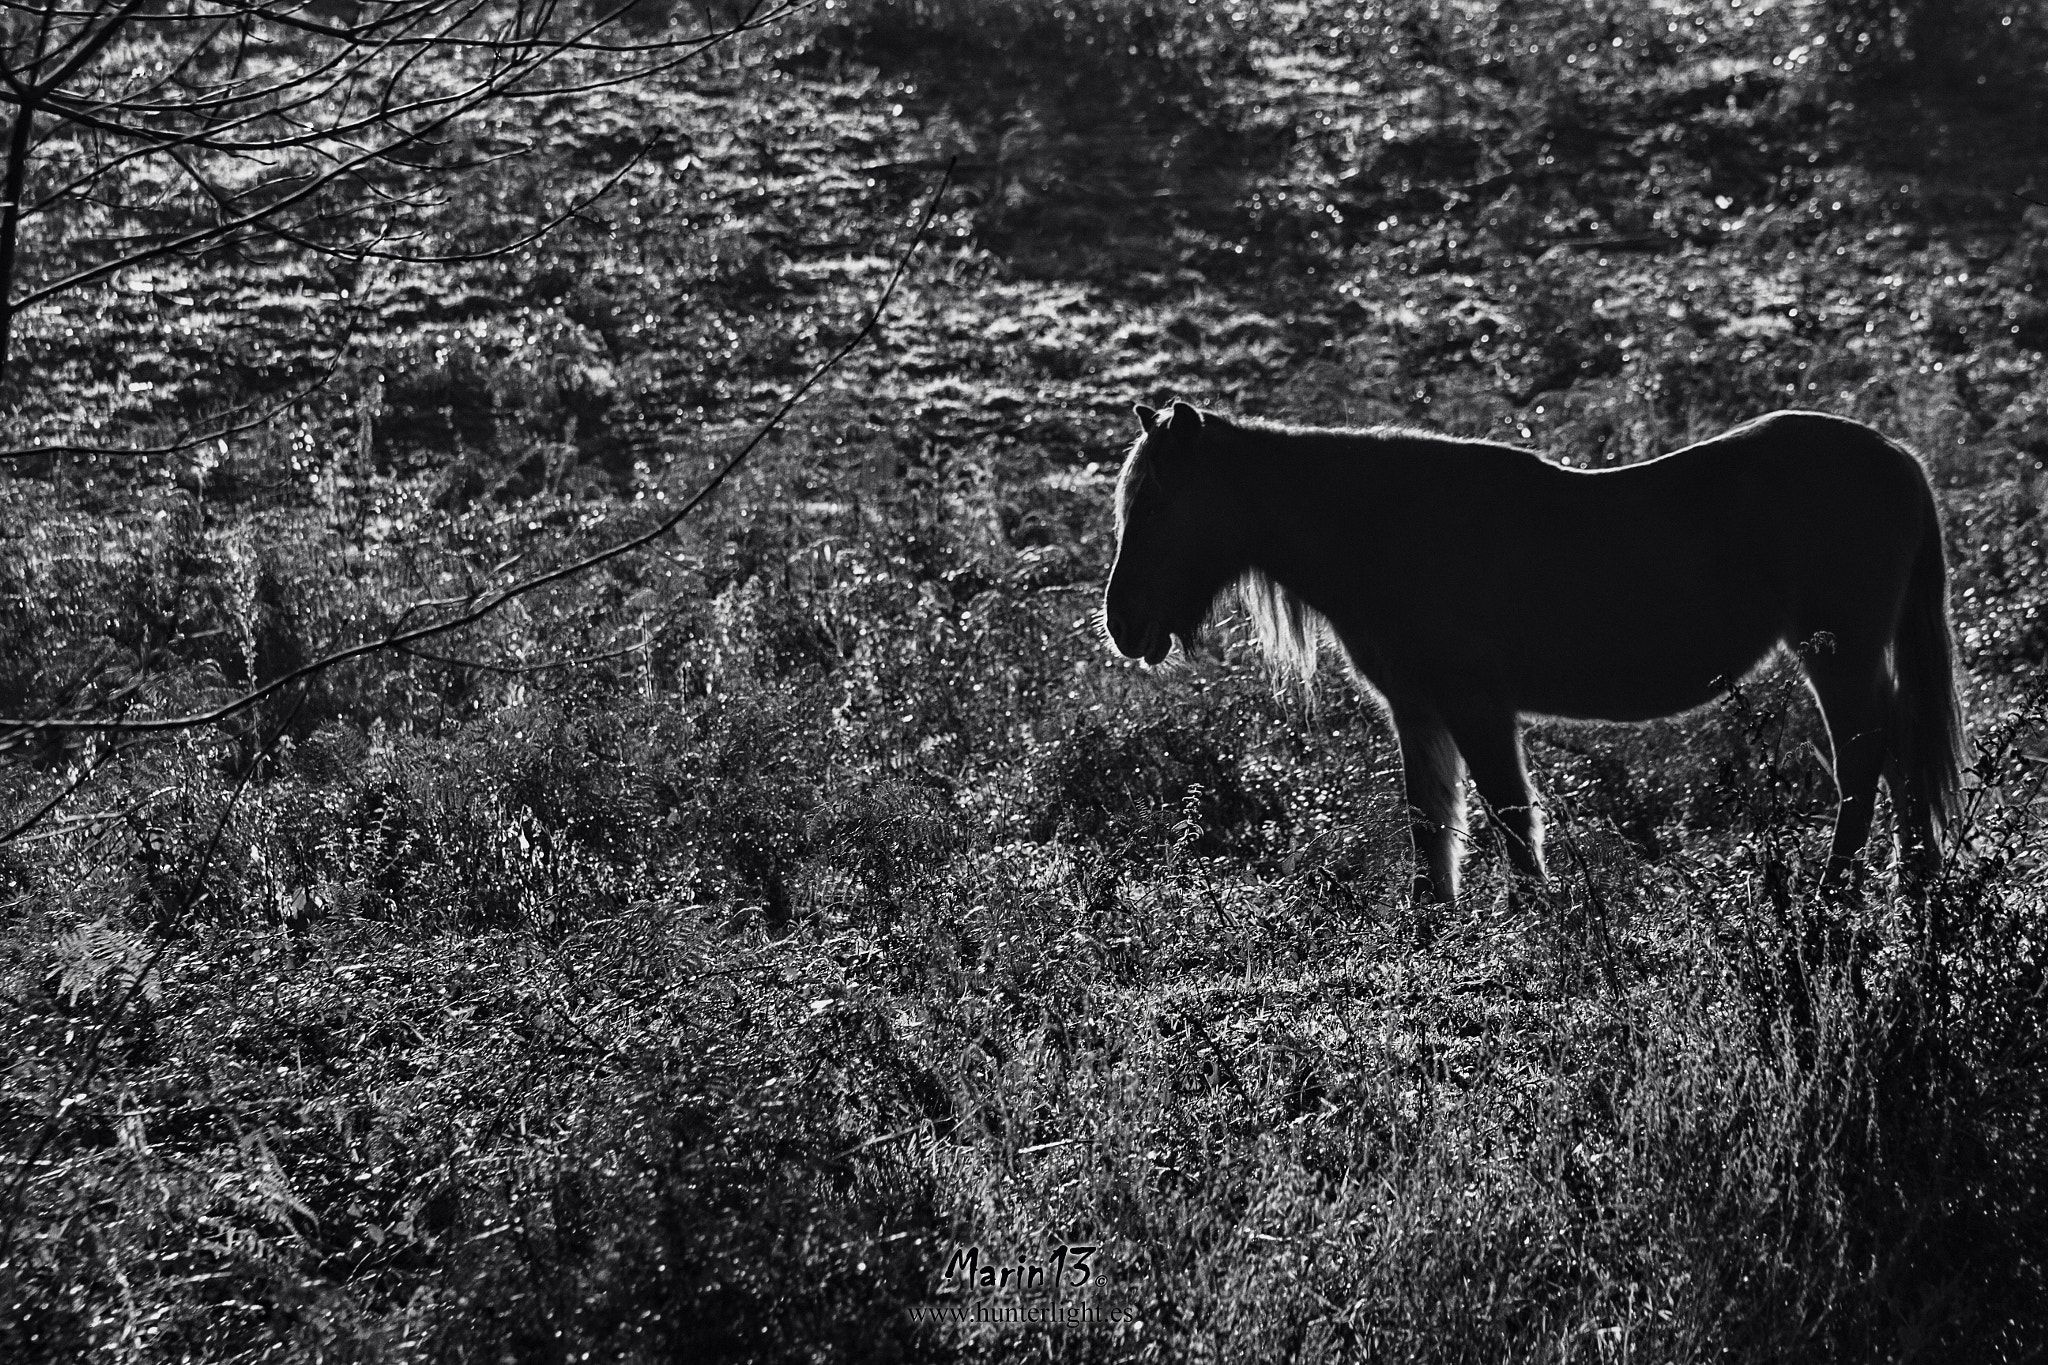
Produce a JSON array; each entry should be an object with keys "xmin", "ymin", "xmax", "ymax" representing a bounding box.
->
[{"xmin": 1892, "ymin": 477, "xmax": 1965, "ymax": 852}]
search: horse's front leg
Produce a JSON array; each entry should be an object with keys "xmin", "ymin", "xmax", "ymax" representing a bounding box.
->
[
  {"xmin": 1443, "ymin": 706, "xmax": 1545, "ymax": 885},
  {"xmin": 1391, "ymin": 702, "xmax": 1466, "ymax": 935}
]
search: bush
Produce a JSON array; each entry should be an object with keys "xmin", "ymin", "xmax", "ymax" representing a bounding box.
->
[{"xmin": 1024, "ymin": 709, "xmax": 1273, "ymax": 858}]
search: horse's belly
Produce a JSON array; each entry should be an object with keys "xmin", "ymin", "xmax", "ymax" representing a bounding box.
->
[
  {"xmin": 1503, "ymin": 610, "xmax": 1783, "ymax": 723},
  {"xmin": 1523, "ymin": 674, "xmax": 1736, "ymax": 724}
]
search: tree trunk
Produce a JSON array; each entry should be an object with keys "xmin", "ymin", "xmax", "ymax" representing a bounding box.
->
[{"xmin": 0, "ymin": 97, "xmax": 37, "ymax": 391}]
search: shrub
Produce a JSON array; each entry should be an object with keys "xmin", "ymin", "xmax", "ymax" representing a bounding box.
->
[{"xmin": 1024, "ymin": 709, "xmax": 1272, "ymax": 859}]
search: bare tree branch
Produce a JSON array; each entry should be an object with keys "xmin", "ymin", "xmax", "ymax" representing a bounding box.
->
[
  {"xmin": 0, "ymin": 161, "xmax": 953, "ymax": 776},
  {"xmin": 0, "ymin": 0, "xmax": 798, "ymax": 380}
]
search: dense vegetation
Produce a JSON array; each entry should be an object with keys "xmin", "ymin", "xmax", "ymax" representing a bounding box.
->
[{"xmin": 4, "ymin": 0, "xmax": 2048, "ymax": 1358}]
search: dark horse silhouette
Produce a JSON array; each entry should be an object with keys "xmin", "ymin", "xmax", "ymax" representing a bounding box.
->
[{"xmin": 1103, "ymin": 400, "xmax": 1963, "ymax": 911}]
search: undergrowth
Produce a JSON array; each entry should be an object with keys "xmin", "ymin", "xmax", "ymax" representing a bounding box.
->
[{"xmin": 5, "ymin": 0, "xmax": 2048, "ymax": 1360}]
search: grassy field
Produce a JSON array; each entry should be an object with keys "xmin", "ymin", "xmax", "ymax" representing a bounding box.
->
[{"xmin": 4, "ymin": 0, "xmax": 2048, "ymax": 1359}]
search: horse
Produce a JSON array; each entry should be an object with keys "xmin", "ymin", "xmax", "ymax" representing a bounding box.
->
[{"xmin": 1102, "ymin": 400, "xmax": 1964, "ymax": 915}]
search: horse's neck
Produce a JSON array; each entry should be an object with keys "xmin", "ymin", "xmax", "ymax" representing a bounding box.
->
[{"xmin": 1240, "ymin": 436, "xmax": 1394, "ymax": 606}]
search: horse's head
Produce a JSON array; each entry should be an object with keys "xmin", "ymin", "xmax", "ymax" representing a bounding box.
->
[{"xmin": 1103, "ymin": 399, "xmax": 1247, "ymax": 665}]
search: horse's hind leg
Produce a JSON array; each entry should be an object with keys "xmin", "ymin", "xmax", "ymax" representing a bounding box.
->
[
  {"xmin": 1390, "ymin": 701, "xmax": 1465, "ymax": 916},
  {"xmin": 1803, "ymin": 642, "xmax": 1893, "ymax": 893},
  {"xmin": 1443, "ymin": 706, "xmax": 1546, "ymax": 888},
  {"xmin": 1884, "ymin": 752, "xmax": 1938, "ymax": 891}
]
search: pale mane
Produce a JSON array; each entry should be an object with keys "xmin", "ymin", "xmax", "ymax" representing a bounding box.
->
[{"xmin": 1237, "ymin": 569, "xmax": 1326, "ymax": 689}]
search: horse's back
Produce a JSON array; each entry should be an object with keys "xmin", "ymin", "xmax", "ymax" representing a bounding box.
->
[
  {"xmin": 1375, "ymin": 411, "xmax": 1937, "ymax": 720},
  {"xmin": 1530, "ymin": 410, "xmax": 1932, "ymax": 591}
]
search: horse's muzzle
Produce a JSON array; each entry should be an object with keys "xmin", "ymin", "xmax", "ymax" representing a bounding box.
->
[{"xmin": 1105, "ymin": 608, "xmax": 1168, "ymax": 665}]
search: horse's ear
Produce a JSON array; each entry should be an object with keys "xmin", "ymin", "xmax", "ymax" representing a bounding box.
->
[
  {"xmin": 1168, "ymin": 400, "xmax": 1204, "ymax": 433},
  {"xmin": 1134, "ymin": 404, "xmax": 1159, "ymax": 436}
]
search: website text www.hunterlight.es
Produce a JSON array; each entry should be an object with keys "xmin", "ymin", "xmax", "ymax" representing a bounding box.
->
[{"xmin": 911, "ymin": 1241, "xmax": 1143, "ymax": 1327}]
